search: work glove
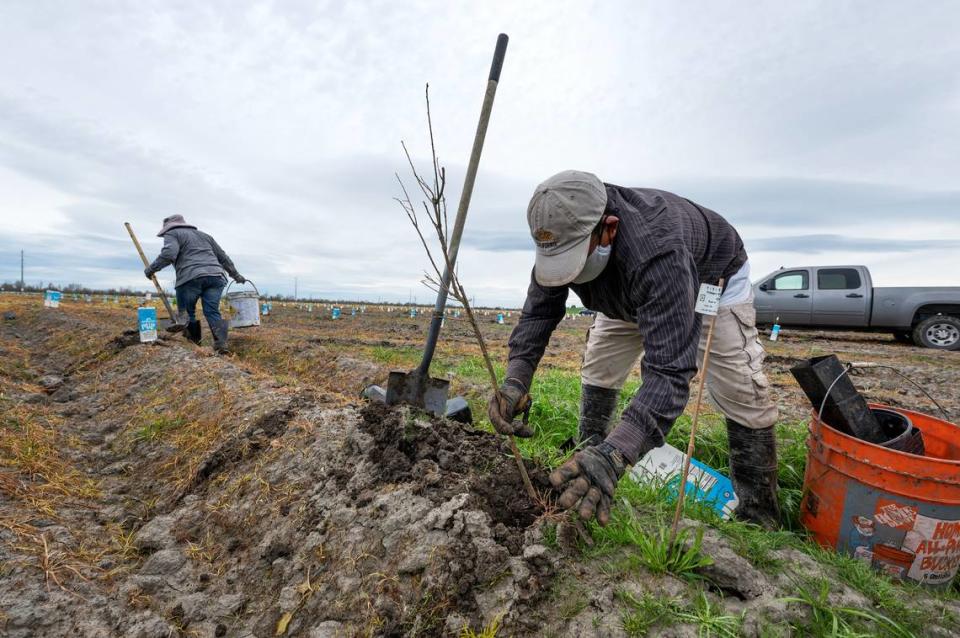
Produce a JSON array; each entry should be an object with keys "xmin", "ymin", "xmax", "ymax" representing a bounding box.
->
[
  {"xmin": 233, "ymin": 274, "xmax": 246, "ymax": 284},
  {"xmin": 549, "ymin": 441, "xmax": 626, "ymax": 526},
  {"xmin": 144, "ymin": 267, "xmax": 154, "ymax": 280},
  {"xmin": 487, "ymin": 378, "xmax": 534, "ymax": 438}
]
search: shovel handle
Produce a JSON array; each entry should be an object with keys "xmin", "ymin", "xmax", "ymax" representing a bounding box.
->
[
  {"xmin": 489, "ymin": 33, "xmax": 508, "ymax": 82},
  {"xmin": 416, "ymin": 33, "xmax": 509, "ymax": 375},
  {"xmin": 125, "ymin": 222, "xmax": 176, "ymax": 322}
]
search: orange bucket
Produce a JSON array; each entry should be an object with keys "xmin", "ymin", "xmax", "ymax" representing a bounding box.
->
[{"xmin": 801, "ymin": 403, "xmax": 960, "ymax": 588}]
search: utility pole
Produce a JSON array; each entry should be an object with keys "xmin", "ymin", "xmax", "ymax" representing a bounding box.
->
[
  {"xmin": 20, "ymin": 250, "xmax": 24, "ymax": 292},
  {"xmin": 294, "ymin": 277, "xmax": 298, "ymax": 300}
]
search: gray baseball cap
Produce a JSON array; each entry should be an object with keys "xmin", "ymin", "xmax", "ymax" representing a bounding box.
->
[{"xmin": 527, "ymin": 170, "xmax": 607, "ymax": 286}]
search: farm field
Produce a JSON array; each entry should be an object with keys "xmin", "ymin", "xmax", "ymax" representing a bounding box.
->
[{"xmin": 1, "ymin": 292, "xmax": 959, "ymax": 637}]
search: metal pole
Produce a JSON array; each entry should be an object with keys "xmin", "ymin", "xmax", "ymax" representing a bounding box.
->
[
  {"xmin": 669, "ymin": 278, "xmax": 725, "ymax": 547},
  {"xmin": 416, "ymin": 33, "xmax": 508, "ymax": 375},
  {"xmin": 124, "ymin": 222, "xmax": 176, "ymax": 322},
  {"xmin": 20, "ymin": 250, "xmax": 24, "ymax": 292}
]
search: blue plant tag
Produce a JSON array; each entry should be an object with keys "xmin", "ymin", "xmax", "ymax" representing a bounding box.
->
[
  {"xmin": 630, "ymin": 443, "xmax": 739, "ymax": 520},
  {"xmin": 138, "ymin": 307, "xmax": 158, "ymax": 343}
]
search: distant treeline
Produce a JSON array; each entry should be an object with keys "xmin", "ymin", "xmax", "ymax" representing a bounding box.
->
[
  {"xmin": 1, "ymin": 281, "xmax": 151, "ymax": 295},
  {"xmin": 0, "ymin": 280, "xmax": 521, "ymax": 309}
]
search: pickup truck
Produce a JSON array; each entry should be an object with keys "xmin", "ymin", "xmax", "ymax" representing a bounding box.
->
[{"xmin": 752, "ymin": 265, "xmax": 960, "ymax": 350}]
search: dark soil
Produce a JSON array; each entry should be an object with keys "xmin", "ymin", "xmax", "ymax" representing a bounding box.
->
[{"xmin": 358, "ymin": 401, "xmax": 554, "ymax": 537}]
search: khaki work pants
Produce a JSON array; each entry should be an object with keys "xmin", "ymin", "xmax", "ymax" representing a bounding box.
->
[{"xmin": 580, "ymin": 295, "xmax": 779, "ymax": 429}]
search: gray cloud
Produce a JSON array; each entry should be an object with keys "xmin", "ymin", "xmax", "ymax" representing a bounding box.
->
[
  {"xmin": 461, "ymin": 230, "xmax": 530, "ymax": 252},
  {"xmin": 1, "ymin": 1, "xmax": 959, "ymax": 305},
  {"xmin": 661, "ymin": 177, "xmax": 960, "ymax": 228},
  {"xmin": 746, "ymin": 234, "xmax": 960, "ymax": 255}
]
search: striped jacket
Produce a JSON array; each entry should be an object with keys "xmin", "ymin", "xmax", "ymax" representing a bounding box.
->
[{"xmin": 506, "ymin": 185, "xmax": 747, "ymax": 463}]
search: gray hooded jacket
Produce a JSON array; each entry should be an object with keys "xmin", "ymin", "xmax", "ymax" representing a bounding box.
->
[{"xmin": 148, "ymin": 227, "xmax": 240, "ymax": 288}]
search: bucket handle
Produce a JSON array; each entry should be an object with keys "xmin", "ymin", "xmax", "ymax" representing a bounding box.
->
[
  {"xmin": 224, "ymin": 279, "xmax": 260, "ymax": 298},
  {"xmin": 817, "ymin": 361, "xmax": 950, "ymax": 424}
]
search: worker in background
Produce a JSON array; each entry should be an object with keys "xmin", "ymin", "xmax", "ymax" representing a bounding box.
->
[
  {"xmin": 144, "ymin": 214, "xmax": 245, "ymax": 354},
  {"xmin": 488, "ymin": 171, "xmax": 780, "ymax": 528}
]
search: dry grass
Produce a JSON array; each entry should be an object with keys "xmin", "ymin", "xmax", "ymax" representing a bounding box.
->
[
  {"xmin": 0, "ymin": 400, "xmax": 101, "ymax": 513},
  {"xmin": 0, "ymin": 397, "xmax": 110, "ymax": 593}
]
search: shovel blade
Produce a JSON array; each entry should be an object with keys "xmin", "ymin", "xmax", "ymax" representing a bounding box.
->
[{"xmin": 386, "ymin": 370, "xmax": 450, "ymax": 416}]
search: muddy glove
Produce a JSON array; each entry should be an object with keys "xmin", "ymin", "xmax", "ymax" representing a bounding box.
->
[
  {"xmin": 549, "ymin": 441, "xmax": 626, "ymax": 526},
  {"xmin": 487, "ymin": 378, "xmax": 534, "ymax": 438},
  {"xmin": 233, "ymin": 274, "xmax": 246, "ymax": 284},
  {"xmin": 144, "ymin": 267, "xmax": 155, "ymax": 280}
]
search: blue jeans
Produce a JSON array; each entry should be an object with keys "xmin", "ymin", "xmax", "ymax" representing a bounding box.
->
[{"xmin": 175, "ymin": 276, "xmax": 225, "ymax": 324}]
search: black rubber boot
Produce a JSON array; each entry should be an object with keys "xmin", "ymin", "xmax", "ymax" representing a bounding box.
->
[
  {"xmin": 185, "ymin": 320, "xmax": 201, "ymax": 345},
  {"xmin": 726, "ymin": 418, "xmax": 781, "ymax": 529},
  {"xmin": 578, "ymin": 384, "xmax": 620, "ymax": 447},
  {"xmin": 210, "ymin": 319, "xmax": 229, "ymax": 354}
]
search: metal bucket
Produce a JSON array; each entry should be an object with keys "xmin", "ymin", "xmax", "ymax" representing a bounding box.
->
[
  {"xmin": 801, "ymin": 404, "xmax": 960, "ymax": 588},
  {"xmin": 225, "ymin": 281, "xmax": 261, "ymax": 328}
]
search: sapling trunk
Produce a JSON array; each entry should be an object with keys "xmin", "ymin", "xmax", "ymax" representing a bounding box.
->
[{"xmin": 447, "ymin": 268, "xmax": 538, "ymax": 503}]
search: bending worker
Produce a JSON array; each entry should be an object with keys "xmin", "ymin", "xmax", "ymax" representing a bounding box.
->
[
  {"xmin": 144, "ymin": 214, "xmax": 246, "ymax": 354},
  {"xmin": 489, "ymin": 171, "xmax": 780, "ymax": 528}
]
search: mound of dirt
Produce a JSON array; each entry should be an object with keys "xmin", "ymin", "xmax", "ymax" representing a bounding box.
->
[
  {"xmin": 0, "ymin": 307, "xmax": 561, "ymax": 637},
  {"xmin": 357, "ymin": 402, "xmax": 552, "ymax": 533}
]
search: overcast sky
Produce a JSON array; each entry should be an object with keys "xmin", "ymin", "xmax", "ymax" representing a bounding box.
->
[{"xmin": 1, "ymin": 1, "xmax": 958, "ymax": 306}]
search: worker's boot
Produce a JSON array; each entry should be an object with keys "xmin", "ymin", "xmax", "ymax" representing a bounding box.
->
[
  {"xmin": 726, "ymin": 418, "xmax": 781, "ymax": 529},
  {"xmin": 165, "ymin": 309, "xmax": 189, "ymax": 333},
  {"xmin": 211, "ymin": 319, "xmax": 230, "ymax": 354},
  {"xmin": 578, "ymin": 384, "xmax": 620, "ymax": 447},
  {"xmin": 185, "ymin": 320, "xmax": 202, "ymax": 345}
]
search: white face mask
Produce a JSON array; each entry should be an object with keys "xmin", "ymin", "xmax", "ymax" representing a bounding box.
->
[{"xmin": 572, "ymin": 244, "xmax": 611, "ymax": 284}]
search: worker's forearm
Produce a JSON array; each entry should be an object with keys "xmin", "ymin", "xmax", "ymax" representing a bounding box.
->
[
  {"xmin": 505, "ymin": 357, "xmax": 536, "ymax": 390},
  {"xmin": 217, "ymin": 252, "xmax": 239, "ymax": 278},
  {"xmin": 605, "ymin": 342, "xmax": 697, "ymax": 463},
  {"xmin": 147, "ymin": 255, "xmax": 170, "ymax": 273},
  {"xmin": 608, "ymin": 380, "xmax": 688, "ymax": 464}
]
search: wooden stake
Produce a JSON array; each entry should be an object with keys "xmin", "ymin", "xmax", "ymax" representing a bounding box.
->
[
  {"xmin": 668, "ymin": 278, "xmax": 725, "ymax": 548},
  {"xmin": 124, "ymin": 222, "xmax": 177, "ymax": 322}
]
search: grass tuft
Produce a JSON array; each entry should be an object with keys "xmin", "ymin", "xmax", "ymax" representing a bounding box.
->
[
  {"xmin": 460, "ymin": 613, "xmax": 504, "ymax": 638},
  {"xmin": 619, "ymin": 589, "xmax": 741, "ymax": 637},
  {"xmin": 782, "ymin": 577, "xmax": 916, "ymax": 637}
]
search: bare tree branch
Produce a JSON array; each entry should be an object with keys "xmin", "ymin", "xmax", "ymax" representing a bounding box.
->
[
  {"xmin": 396, "ymin": 82, "xmax": 541, "ymax": 506},
  {"xmin": 396, "ymin": 173, "xmax": 444, "ymax": 284}
]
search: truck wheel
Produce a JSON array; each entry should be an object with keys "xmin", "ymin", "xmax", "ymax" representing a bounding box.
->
[
  {"xmin": 912, "ymin": 315, "xmax": 960, "ymax": 350},
  {"xmin": 892, "ymin": 331, "xmax": 914, "ymax": 344}
]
